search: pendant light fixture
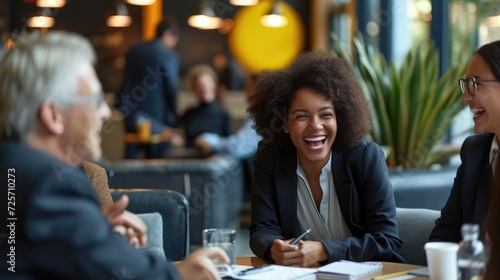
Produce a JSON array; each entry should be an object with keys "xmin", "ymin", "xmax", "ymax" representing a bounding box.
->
[
  {"xmin": 125, "ymin": 0, "xmax": 156, "ymax": 6},
  {"xmin": 230, "ymin": 0, "xmax": 258, "ymax": 6},
  {"xmin": 36, "ymin": 0, "xmax": 66, "ymax": 8},
  {"xmin": 27, "ymin": 8, "xmax": 55, "ymax": 28},
  {"xmin": 188, "ymin": 0, "xmax": 222, "ymax": 30},
  {"xmin": 107, "ymin": 0, "xmax": 132, "ymax": 27},
  {"xmin": 260, "ymin": 0, "xmax": 288, "ymax": 28}
]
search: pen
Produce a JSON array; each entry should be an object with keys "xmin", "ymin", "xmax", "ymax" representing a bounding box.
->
[
  {"xmin": 237, "ymin": 265, "xmax": 273, "ymax": 276},
  {"xmin": 372, "ymin": 270, "xmax": 410, "ymax": 280},
  {"xmin": 290, "ymin": 229, "xmax": 311, "ymax": 245}
]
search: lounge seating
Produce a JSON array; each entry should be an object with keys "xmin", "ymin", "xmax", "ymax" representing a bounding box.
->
[
  {"xmin": 396, "ymin": 207, "xmax": 441, "ymax": 265},
  {"xmin": 110, "ymin": 188, "xmax": 190, "ymax": 261},
  {"xmin": 105, "ymin": 154, "xmax": 245, "ymax": 245},
  {"xmin": 389, "ymin": 167, "xmax": 456, "ymax": 211}
]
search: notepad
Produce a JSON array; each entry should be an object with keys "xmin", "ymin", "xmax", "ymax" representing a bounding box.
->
[{"xmin": 316, "ymin": 260, "xmax": 383, "ymax": 280}]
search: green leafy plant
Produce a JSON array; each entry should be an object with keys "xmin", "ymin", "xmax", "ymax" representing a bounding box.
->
[{"xmin": 331, "ymin": 34, "xmax": 468, "ymax": 169}]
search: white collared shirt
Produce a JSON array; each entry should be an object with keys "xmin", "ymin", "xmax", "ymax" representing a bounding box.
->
[
  {"xmin": 490, "ymin": 136, "xmax": 499, "ymax": 177},
  {"xmin": 296, "ymin": 152, "xmax": 352, "ymax": 241}
]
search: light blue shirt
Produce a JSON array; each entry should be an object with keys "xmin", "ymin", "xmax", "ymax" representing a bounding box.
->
[{"xmin": 200, "ymin": 118, "xmax": 261, "ymax": 159}]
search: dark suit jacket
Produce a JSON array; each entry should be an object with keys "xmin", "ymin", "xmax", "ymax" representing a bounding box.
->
[
  {"xmin": 429, "ymin": 132, "xmax": 494, "ymax": 242},
  {"xmin": 0, "ymin": 141, "xmax": 179, "ymax": 279},
  {"xmin": 119, "ymin": 39, "xmax": 179, "ymax": 133},
  {"xmin": 180, "ymin": 102, "xmax": 232, "ymax": 147},
  {"xmin": 249, "ymin": 140, "xmax": 404, "ymax": 264}
]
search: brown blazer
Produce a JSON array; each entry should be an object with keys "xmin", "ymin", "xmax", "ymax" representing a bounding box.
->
[{"xmin": 82, "ymin": 161, "xmax": 114, "ymax": 211}]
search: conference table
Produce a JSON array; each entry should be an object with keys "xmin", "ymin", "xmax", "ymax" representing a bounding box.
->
[{"xmin": 236, "ymin": 257, "xmax": 429, "ymax": 279}]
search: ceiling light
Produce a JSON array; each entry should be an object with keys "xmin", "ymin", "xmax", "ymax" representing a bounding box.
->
[
  {"xmin": 36, "ymin": 0, "xmax": 65, "ymax": 8},
  {"xmin": 230, "ymin": 0, "xmax": 258, "ymax": 6},
  {"xmin": 107, "ymin": 1, "xmax": 132, "ymax": 27},
  {"xmin": 487, "ymin": 15, "xmax": 500, "ymax": 27},
  {"xmin": 27, "ymin": 8, "xmax": 55, "ymax": 28},
  {"xmin": 125, "ymin": 0, "xmax": 156, "ymax": 6},
  {"xmin": 260, "ymin": 0, "xmax": 288, "ymax": 28},
  {"xmin": 188, "ymin": 1, "xmax": 222, "ymax": 30}
]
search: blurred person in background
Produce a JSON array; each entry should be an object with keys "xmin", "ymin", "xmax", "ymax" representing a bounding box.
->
[
  {"xmin": 195, "ymin": 74, "xmax": 262, "ymax": 191},
  {"xmin": 484, "ymin": 160, "xmax": 499, "ymax": 279},
  {"xmin": 117, "ymin": 16, "xmax": 183, "ymax": 159},
  {"xmin": 179, "ymin": 64, "xmax": 232, "ymax": 148}
]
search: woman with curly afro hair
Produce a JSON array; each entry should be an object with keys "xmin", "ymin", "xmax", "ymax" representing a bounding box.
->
[{"xmin": 248, "ymin": 51, "xmax": 403, "ymax": 267}]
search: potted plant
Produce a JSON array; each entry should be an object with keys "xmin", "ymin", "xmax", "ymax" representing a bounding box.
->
[{"xmin": 331, "ymin": 35, "xmax": 468, "ymax": 169}]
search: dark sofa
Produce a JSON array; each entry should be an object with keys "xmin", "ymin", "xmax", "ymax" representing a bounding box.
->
[
  {"xmin": 389, "ymin": 166, "xmax": 457, "ymax": 211},
  {"xmin": 110, "ymin": 188, "xmax": 190, "ymax": 261},
  {"xmin": 104, "ymin": 154, "xmax": 245, "ymax": 245}
]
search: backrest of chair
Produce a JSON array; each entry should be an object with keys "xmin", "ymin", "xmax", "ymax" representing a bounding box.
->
[
  {"xmin": 396, "ymin": 207, "xmax": 440, "ymax": 266},
  {"xmin": 110, "ymin": 188, "xmax": 190, "ymax": 261}
]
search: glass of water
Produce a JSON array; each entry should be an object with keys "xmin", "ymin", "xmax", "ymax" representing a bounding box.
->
[{"xmin": 202, "ymin": 228, "xmax": 237, "ymax": 270}]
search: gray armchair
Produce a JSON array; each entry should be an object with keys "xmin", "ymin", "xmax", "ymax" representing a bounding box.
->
[
  {"xmin": 110, "ymin": 188, "xmax": 190, "ymax": 261},
  {"xmin": 106, "ymin": 154, "xmax": 244, "ymax": 245},
  {"xmin": 396, "ymin": 207, "xmax": 440, "ymax": 266}
]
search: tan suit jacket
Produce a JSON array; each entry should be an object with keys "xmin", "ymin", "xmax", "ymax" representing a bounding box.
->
[{"xmin": 82, "ymin": 161, "xmax": 114, "ymax": 211}]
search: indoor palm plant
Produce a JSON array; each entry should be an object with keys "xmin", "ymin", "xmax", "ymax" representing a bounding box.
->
[{"xmin": 331, "ymin": 35, "xmax": 468, "ymax": 169}]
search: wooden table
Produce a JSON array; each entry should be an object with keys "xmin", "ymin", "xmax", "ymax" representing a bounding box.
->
[
  {"xmin": 123, "ymin": 133, "xmax": 170, "ymax": 144},
  {"xmin": 236, "ymin": 257, "xmax": 429, "ymax": 279}
]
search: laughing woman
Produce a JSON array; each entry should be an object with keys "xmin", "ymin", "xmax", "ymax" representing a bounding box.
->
[{"xmin": 247, "ymin": 52, "xmax": 404, "ymax": 267}]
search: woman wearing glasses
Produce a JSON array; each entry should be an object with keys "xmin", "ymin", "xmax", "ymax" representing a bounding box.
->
[{"xmin": 429, "ymin": 40, "xmax": 500, "ymax": 243}]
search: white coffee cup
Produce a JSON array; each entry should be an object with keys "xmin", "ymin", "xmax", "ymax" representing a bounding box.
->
[{"xmin": 424, "ymin": 242, "xmax": 459, "ymax": 280}]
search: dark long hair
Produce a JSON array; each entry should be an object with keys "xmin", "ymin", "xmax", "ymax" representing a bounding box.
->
[{"xmin": 476, "ymin": 40, "xmax": 500, "ymax": 80}]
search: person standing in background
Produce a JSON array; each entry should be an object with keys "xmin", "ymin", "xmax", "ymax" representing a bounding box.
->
[{"xmin": 117, "ymin": 16, "xmax": 183, "ymax": 159}]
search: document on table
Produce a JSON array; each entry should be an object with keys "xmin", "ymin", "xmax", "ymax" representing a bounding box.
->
[
  {"xmin": 316, "ymin": 260, "xmax": 383, "ymax": 280},
  {"xmin": 223, "ymin": 265, "xmax": 317, "ymax": 280}
]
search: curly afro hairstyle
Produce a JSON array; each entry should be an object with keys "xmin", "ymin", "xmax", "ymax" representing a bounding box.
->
[{"xmin": 248, "ymin": 51, "xmax": 371, "ymax": 150}]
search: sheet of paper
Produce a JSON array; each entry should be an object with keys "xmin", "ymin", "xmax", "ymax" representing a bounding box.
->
[{"xmin": 223, "ymin": 264, "xmax": 317, "ymax": 280}]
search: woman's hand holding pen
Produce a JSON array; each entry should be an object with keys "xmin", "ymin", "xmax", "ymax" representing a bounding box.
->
[{"xmin": 270, "ymin": 239, "xmax": 328, "ymax": 268}]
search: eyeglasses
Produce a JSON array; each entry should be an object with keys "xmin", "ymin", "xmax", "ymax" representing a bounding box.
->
[
  {"xmin": 458, "ymin": 77, "xmax": 500, "ymax": 96},
  {"xmin": 57, "ymin": 91, "xmax": 105, "ymax": 108}
]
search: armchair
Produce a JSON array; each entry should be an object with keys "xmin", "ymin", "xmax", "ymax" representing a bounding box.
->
[
  {"xmin": 396, "ymin": 207, "xmax": 440, "ymax": 265},
  {"xmin": 110, "ymin": 188, "xmax": 190, "ymax": 261}
]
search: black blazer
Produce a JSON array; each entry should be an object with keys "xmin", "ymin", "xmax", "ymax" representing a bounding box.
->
[
  {"xmin": 119, "ymin": 39, "xmax": 179, "ymax": 133},
  {"xmin": 429, "ymin": 132, "xmax": 494, "ymax": 242},
  {"xmin": 249, "ymin": 140, "xmax": 404, "ymax": 264},
  {"xmin": 0, "ymin": 141, "xmax": 179, "ymax": 280}
]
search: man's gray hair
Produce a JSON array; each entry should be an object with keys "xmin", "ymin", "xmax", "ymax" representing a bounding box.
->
[{"xmin": 0, "ymin": 31, "xmax": 96, "ymax": 142}]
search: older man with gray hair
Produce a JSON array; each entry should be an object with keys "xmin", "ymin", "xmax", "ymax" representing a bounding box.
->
[{"xmin": 0, "ymin": 31, "xmax": 227, "ymax": 279}]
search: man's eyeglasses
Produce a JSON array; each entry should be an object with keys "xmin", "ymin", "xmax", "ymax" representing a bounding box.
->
[
  {"xmin": 458, "ymin": 77, "xmax": 500, "ymax": 96},
  {"xmin": 57, "ymin": 92, "xmax": 105, "ymax": 108}
]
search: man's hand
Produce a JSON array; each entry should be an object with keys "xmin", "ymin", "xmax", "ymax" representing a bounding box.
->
[
  {"xmin": 105, "ymin": 195, "xmax": 148, "ymax": 248},
  {"xmin": 162, "ymin": 127, "xmax": 184, "ymax": 147},
  {"xmin": 175, "ymin": 247, "xmax": 230, "ymax": 280},
  {"xmin": 194, "ymin": 136, "xmax": 213, "ymax": 157}
]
